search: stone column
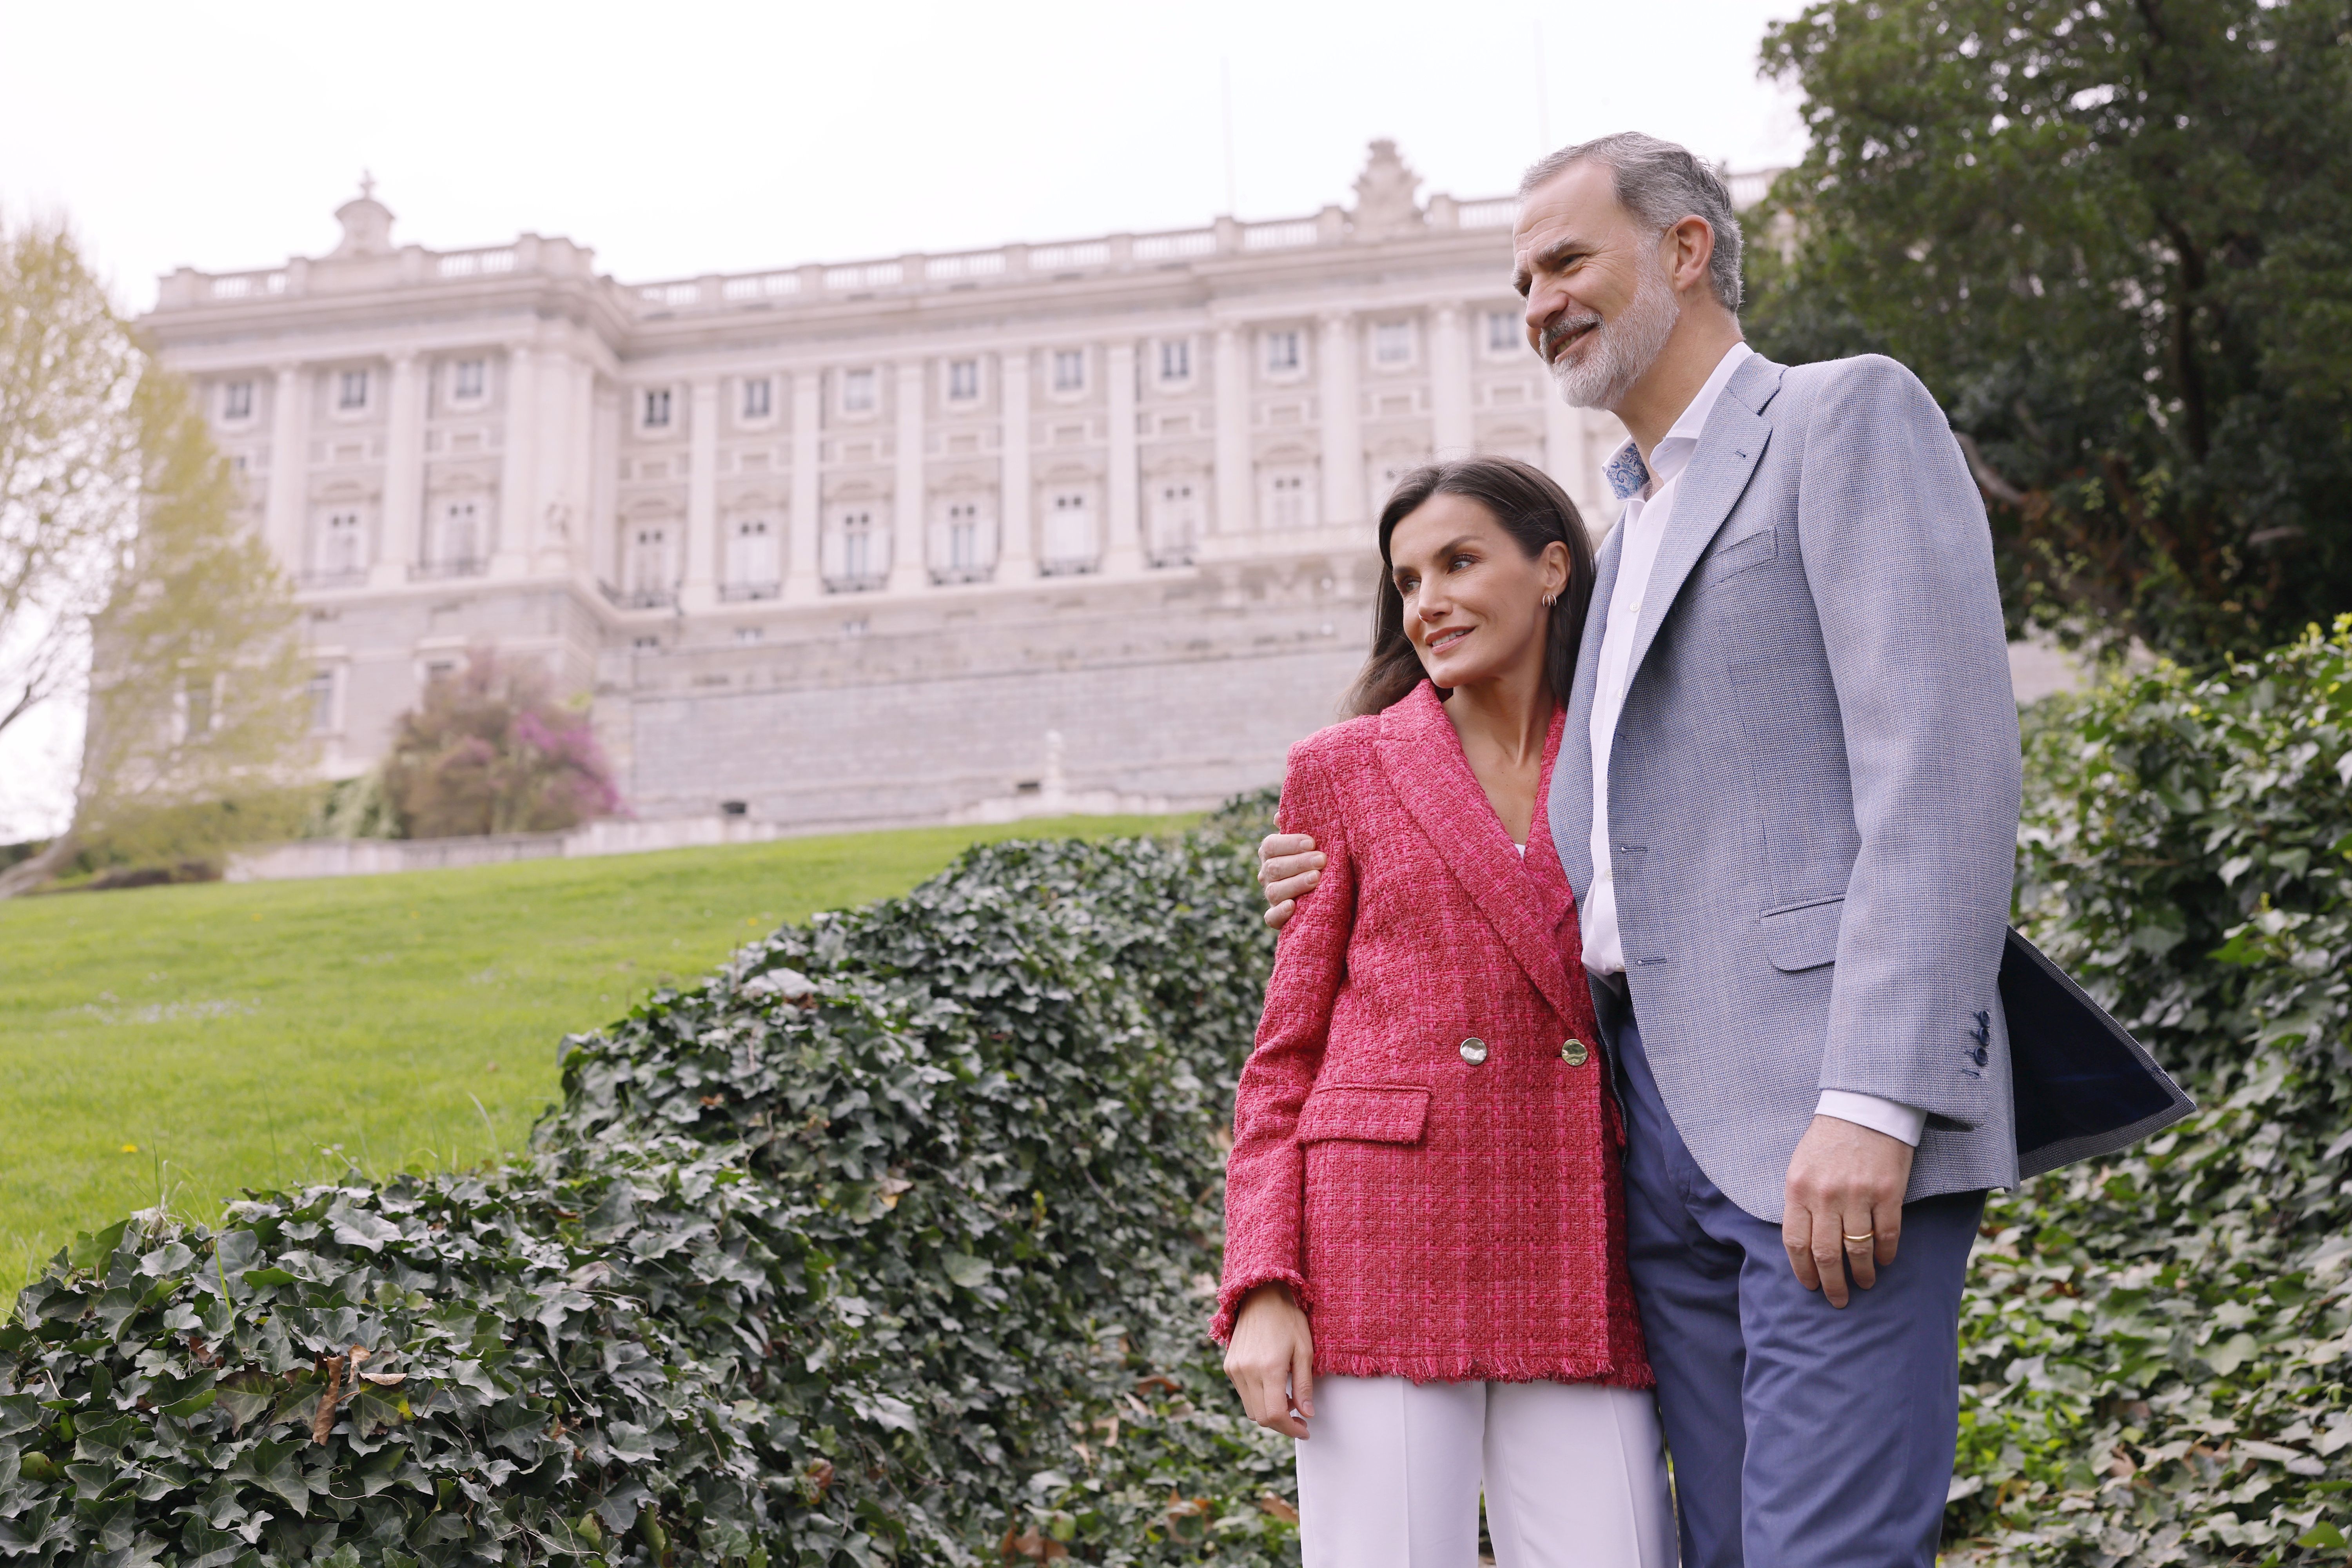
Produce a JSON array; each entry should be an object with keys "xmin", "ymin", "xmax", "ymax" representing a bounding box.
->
[
  {"xmin": 265, "ymin": 363, "xmax": 305, "ymax": 572},
  {"xmin": 1103, "ymin": 339, "xmax": 1142, "ymax": 575},
  {"xmin": 590, "ymin": 378, "xmax": 621, "ymax": 588},
  {"xmin": 1212, "ymin": 327, "xmax": 1250, "ymax": 535},
  {"xmin": 1544, "ymin": 392, "xmax": 1582, "ymax": 515},
  {"xmin": 682, "ymin": 375, "xmax": 720, "ymax": 608},
  {"xmin": 785, "ymin": 370, "xmax": 823, "ymax": 602},
  {"xmin": 1430, "ymin": 305, "xmax": 1474, "ymax": 457},
  {"xmin": 533, "ymin": 352, "xmax": 587, "ymax": 574},
  {"xmin": 997, "ymin": 349, "xmax": 1033, "ymax": 581},
  {"xmin": 1318, "ymin": 312, "xmax": 1365, "ymax": 529},
  {"xmin": 493, "ymin": 345, "xmax": 537, "ymax": 576},
  {"xmin": 889, "ymin": 360, "xmax": 927, "ymax": 591},
  {"xmin": 372, "ymin": 353, "xmax": 423, "ymax": 587}
]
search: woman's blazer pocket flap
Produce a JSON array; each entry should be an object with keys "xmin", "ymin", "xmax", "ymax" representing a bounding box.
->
[
  {"xmin": 1761, "ymin": 897, "xmax": 1845, "ymax": 973},
  {"xmin": 1297, "ymin": 1085, "xmax": 1431, "ymax": 1145}
]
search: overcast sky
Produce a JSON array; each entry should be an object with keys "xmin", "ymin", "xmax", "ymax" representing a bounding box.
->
[{"xmin": 0, "ymin": 0, "xmax": 1808, "ymax": 839}]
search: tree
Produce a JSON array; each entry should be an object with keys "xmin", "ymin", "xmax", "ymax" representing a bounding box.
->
[
  {"xmin": 0, "ymin": 219, "xmax": 141, "ymax": 749},
  {"xmin": 0, "ymin": 218, "xmax": 311, "ymax": 896},
  {"xmin": 68, "ymin": 368, "xmax": 314, "ymax": 871},
  {"xmin": 381, "ymin": 649, "xmax": 620, "ymax": 839},
  {"xmin": 1748, "ymin": 0, "xmax": 2352, "ymax": 665}
]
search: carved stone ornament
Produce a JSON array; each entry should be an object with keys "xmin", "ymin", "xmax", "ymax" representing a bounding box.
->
[
  {"xmin": 1350, "ymin": 140, "xmax": 1425, "ymax": 240},
  {"xmin": 332, "ymin": 171, "xmax": 396, "ymax": 258}
]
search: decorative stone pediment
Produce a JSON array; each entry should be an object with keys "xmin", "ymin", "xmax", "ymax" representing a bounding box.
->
[
  {"xmin": 332, "ymin": 172, "xmax": 396, "ymax": 258},
  {"xmin": 1350, "ymin": 140, "xmax": 1425, "ymax": 240}
]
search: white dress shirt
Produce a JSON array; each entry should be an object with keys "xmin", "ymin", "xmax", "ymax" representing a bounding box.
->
[{"xmin": 1580, "ymin": 341, "xmax": 1926, "ymax": 1148}]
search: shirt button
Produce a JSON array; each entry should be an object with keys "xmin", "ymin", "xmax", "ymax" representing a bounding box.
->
[
  {"xmin": 1561, "ymin": 1038, "xmax": 1590, "ymax": 1067},
  {"xmin": 1459, "ymin": 1038, "xmax": 1488, "ymax": 1065}
]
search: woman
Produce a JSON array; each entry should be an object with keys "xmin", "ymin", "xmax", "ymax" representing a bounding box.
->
[{"xmin": 1216, "ymin": 457, "xmax": 1673, "ymax": 1568}]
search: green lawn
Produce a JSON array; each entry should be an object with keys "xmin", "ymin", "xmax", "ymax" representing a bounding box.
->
[{"xmin": 0, "ymin": 815, "xmax": 1189, "ymax": 1283}]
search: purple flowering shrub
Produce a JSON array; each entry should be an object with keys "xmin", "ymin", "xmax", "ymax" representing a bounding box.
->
[{"xmin": 381, "ymin": 649, "xmax": 622, "ymax": 838}]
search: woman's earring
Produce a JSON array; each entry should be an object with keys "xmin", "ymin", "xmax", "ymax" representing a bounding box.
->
[{"xmin": 1541, "ymin": 592, "xmax": 1557, "ymax": 608}]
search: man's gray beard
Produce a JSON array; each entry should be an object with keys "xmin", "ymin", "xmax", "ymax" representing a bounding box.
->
[{"xmin": 1546, "ymin": 259, "xmax": 1682, "ymax": 410}]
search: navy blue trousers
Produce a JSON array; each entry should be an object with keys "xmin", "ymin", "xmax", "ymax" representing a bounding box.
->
[{"xmin": 1596, "ymin": 989, "xmax": 1983, "ymax": 1568}]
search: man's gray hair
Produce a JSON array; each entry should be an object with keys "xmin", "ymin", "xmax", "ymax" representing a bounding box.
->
[{"xmin": 1520, "ymin": 132, "xmax": 1743, "ymax": 313}]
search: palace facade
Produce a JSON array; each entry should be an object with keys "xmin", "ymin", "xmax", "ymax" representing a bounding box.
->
[{"xmin": 143, "ymin": 144, "xmax": 1681, "ymax": 829}]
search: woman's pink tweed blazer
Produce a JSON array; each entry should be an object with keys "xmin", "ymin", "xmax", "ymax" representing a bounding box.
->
[{"xmin": 1214, "ymin": 681, "xmax": 1651, "ymax": 1387}]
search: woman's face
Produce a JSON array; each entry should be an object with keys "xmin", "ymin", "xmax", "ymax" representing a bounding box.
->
[{"xmin": 1388, "ymin": 493, "xmax": 1570, "ymax": 693}]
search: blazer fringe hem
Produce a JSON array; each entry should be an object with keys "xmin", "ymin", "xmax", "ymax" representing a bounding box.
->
[
  {"xmin": 1308, "ymin": 1348, "xmax": 1654, "ymax": 1389},
  {"xmin": 1210, "ymin": 1269, "xmax": 1314, "ymax": 1345}
]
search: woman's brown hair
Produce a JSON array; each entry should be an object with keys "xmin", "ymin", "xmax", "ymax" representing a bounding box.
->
[{"xmin": 1345, "ymin": 456, "xmax": 1599, "ymax": 717}]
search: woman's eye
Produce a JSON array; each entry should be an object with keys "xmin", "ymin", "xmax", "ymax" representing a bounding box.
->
[{"xmin": 1449, "ymin": 554, "xmax": 1475, "ymax": 571}]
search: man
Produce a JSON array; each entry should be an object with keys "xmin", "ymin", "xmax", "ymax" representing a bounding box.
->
[{"xmin": 1257, "ymin": 132, "xmax": 2022, "ymax": 1566}]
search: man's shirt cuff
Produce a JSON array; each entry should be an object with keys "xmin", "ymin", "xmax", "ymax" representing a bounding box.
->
[{"xmin": 1815, "ymin": 1091, "xmax": 1927, "ymax": 1147}]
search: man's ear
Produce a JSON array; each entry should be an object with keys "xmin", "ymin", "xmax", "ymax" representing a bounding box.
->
[{"xmin": 1666, "ymin": 215, "xmax": 1717, "ymax": 297}]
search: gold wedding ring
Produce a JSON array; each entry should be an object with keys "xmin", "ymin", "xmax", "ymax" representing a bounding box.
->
[{"xmin": 1843, "ymin": 1232, "xmax": 1875, "ymax": 1244}]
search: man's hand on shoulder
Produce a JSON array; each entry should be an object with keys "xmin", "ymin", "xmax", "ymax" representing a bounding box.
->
[
  {"xmin": 1258, "ymin": 833, "xmax": 1325, "ymax": 931},
  {"xmin": 1782, "ymin": 1114, "xmax": 1916, "ymax": 1308}
]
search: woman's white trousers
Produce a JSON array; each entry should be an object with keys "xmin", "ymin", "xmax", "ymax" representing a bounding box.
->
[{"xmin": 1294, "ymin": 1375, "xmax": 1676, "ymax": 1568}]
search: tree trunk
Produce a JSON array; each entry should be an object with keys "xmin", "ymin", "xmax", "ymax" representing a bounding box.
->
[{"xmin": 0, "ymin": 830, "xmax": 78, "ymax": 899}]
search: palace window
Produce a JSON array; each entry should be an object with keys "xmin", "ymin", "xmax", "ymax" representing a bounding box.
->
[
  {"xmin": 842, "ymin": 368, "xmax": 877, "ymax": 413},
  {"xmin": 1265, "ymin": 469, "xmax": 1316, "ymax": 530},
  {"xmin": 1160, "ymin": 339, "xmax": 1191, "ymax": 382},
  {"xmin": 947, "ymin": 359, "xmax": 980, "ymax": 401},
  {"xmin": 742, "ymin": 377, "xmax": 773, "ymax": 419},
  {"xmin": 1042, "ymin": 490, "xmax": 1096, "ymax": 570},
  {"xmin": 452, "ymin": 359, "xmax": 486, "ymax": 400},
  {"xmin": 307, "ymin": 668, "xmax": 338, "ymax": 734},
  {"xmin": 1150, "ymin": 480, "xmax": 1200, "ymax": 566},
  {"xmin": 1486, "ymin": 310, "xmax": 1521, "ymax": 353},
  {"xmin": 1374, "ymin": 321, "xmax": 1413, "ymax": 365},
  {"xmin": 181, "ymin": 677, "xmax": 215, "ymax": 740},
  {"xmin": 643, "ymin": 387, "xmax": 672, "ymax": 428},
  {"xmin": 321, "ymin": 511, "xmax": 365, "ymax": 575},
  {"xmin": 338, "ymin": 369, "xmax": 369, "ymax": 410},
  {"xmin": 629, "ymin": 525, "xmax": 672, "ymax": 599},
  {"xmin": 222, "ymin": 380, "xmax": 254, "ymax": 420},
  {"xmin": 1264, "ymin": 330, "xmax": 1302, "ymax": 375},
  {"xmin": 947, "ymin": 502, "xmax": 981, "ymax": 569},
  {"xmin": 439, "ymin": 501, "xmax": 482, "ymax": 568},
  {"xmin": 836, "ymin": 509, "xmax": 878, "ymax": 582},
  {"xmin": 727, "ymin": 517, "xmax": 779, "ymax": 593},
  {"xmin": 1052, "ymin": 350, "xmax": 1086, "ymax": 393}
]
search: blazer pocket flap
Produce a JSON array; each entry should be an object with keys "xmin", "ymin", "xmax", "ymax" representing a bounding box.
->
[
  {"xmin": 1695, "ymin": 524, "xmax": 1779, "ymax": 588},
  {"xmin": 1297, "ymin": 1085, "xmax": 1431, "ymax": 1145},
  {"xmin": 1762, "ymin": 898, "xmax": 1844, "ymax": 973}
]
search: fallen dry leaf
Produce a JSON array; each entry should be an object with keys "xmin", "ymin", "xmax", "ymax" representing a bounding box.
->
[{"xmin": 1257, "ymin": 1494, "xmax": 1299, "ymax": 1524}]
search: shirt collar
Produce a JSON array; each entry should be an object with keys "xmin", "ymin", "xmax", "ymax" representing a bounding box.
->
[{"xmin": 1604, "ymin": 340, "xmax": 1755, "ymax": 500}]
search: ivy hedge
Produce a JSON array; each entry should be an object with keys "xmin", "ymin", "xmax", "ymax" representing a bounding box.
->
[
  {"xmin": 6, "ymin": 618, "xmax": 2351, "ymax": 1566},
  {"xmin": 1951, "ymin": 617, "xmax": 2352, "ymax": 1564},
  {"xmin": 0, "ymin": 807, "xmax": 1295, "ymax": 1568}
]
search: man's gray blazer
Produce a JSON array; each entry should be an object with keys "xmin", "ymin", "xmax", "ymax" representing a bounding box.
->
[{"xmin": 1548, "ymin": 351, "xmax": 2024, "ymax": 1222}]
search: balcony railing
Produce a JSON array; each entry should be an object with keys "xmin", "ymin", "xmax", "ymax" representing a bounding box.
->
[
  {"xmin": 408, "ymin": 558, "xmax": 487, "ymax": 581},
  {"xmin": 823, "ymin": 573, "xmax": 888, "ymax": 595},
  {"xmin": 599, "ymin": 580, "xmax": 676, "ymax": 610},
  {"xmin": 718, "ymin": 581, "xmax": 782, "ymax": 602},
  {"xmin": 299, "ymin": 566, "xmax": 370, "ymax": 590}
]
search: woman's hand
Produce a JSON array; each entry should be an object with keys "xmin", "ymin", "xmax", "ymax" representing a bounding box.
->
[
  {"xmin": 1258, "ymin": 833, "xmax": 1325, "ymax": 932},
  {"xmin": 1223, "ymin": 1282, "xmax": 1316, "ymax": 1438}
]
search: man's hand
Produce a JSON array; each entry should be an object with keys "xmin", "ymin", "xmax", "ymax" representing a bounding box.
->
[
  {"xmin": 1782, "ymin": 1114, "xmax": 1916, "ymax": 1308},
  {"xmin": 1223, "ymin": 1283, "xmax": 1315, "ymax": 1438},
  {"xmin": 1258, "ymin": 833, "xmax": 1325, "ymax": 932}
]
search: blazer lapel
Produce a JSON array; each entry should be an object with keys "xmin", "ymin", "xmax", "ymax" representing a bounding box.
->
[
  {"xmin": 1551, "ymin": 522, "xmax": 1621, "ymax": 904},
  {"xmin": 1377, "ymin": 683, "xmax": 1581, "ymax": 1024},
  {"xmin": 1619, "ymin": 354, "xmax": 1784, "ymax": 693}
]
